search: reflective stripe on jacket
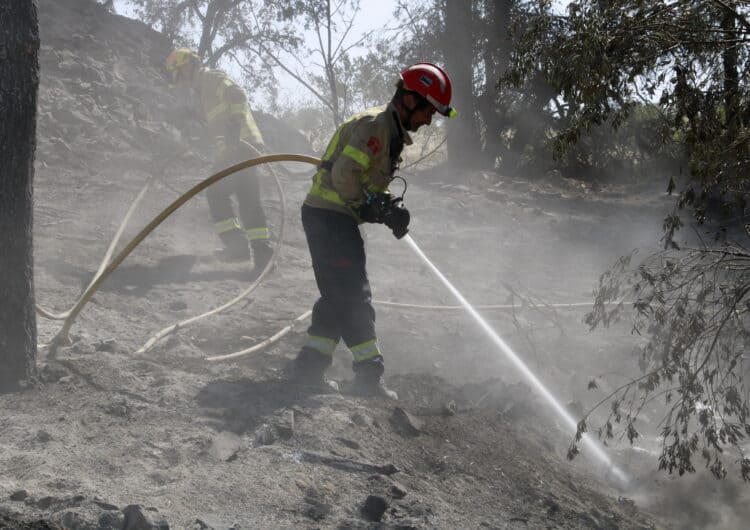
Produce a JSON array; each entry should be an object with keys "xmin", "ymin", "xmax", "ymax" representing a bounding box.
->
[
  {"xmin": 192, "ymin": 68, "xmax": 264, "ymax": 147},
  {"xmin": 303, "ymin": 102, "xmax": 412, "ymax": 218}
]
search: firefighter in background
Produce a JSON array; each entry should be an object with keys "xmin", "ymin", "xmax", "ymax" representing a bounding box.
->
[
  {"xmin": 165, "ymin": 49, "xmax": 273, "ymax": 269},
  {"xmin": 288, "ymin": 63, "xmax": 456, "ymax": 399}
]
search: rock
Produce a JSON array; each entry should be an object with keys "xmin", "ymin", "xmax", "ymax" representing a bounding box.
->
[
  {"xmin": 390, "ymin": 407, "xmax": 423, "ymax": 436},
  {"xmin": 122, "ymin": 504, "xmax": 169, "ymax": 530},
  {"xmin": 94, "ymin": 338, "xmax": 118, "ymax": 352},
  {"xmin": 93, "ymin": 339, "xmax": 128, "ymax": 355},
  {"xmin": 148, "ymin": 471, "xmax": 175, "ymax": 486},
  {"xmin": 389, "ymin": 483, "xmax": 407, "ymax": 500},
  {"xmin": 300, "ymin": 451, "xmax": 398, "ymax": 475},
  {"xmin": 34, "ymin": 496, "xmax": 63, "ymax": 509},
  {"xmin": 104, "ymin": 398, "xmax": 131, "ymax": 418},
  {"xmin": 303, "ymin": 490, "xmax": 330, "ymax": 522},
  {"xmin": 10, "ymin": 489, "xmax": 29, "ymax": 501},
  {"xmin": 360, "ymin": 495, "xmax": 388, "ymax": 522},
  {"xmin": 617, "ymin": 496, "xmax": 636, "ymax": 512},
  {"xmin": 350, "ymin": 411, "xmax": 372, "ymax": 427},
  {"xmin": 36, "ymin": 430, "xmax": 53, "ymax": 443},
  {"xmin": 26, "ymin": 494, "xmax": 86, "ymax": 510},
  {"xmin": 49, "ymin": 502, "xmax": 123, "ymax": 530},
  {"xmin": 271, "ymin": 409, "xmax": 295, "ymax": 440},
  {"xmin": 336, "ymin": 437, "xmax": 360, "ymax": 450},
  {"xmin": 98, "ymin": 509, "xmax": 126, "ymax": 529},
  {"xmin": 208, "ymin": 431, "xmax": 242, "ymax": 461},
  {"xmin": 253, "ymin": 410, "xmax": 295, "ymax": 446},
  {"xmin": 442, "ymin": 400, "xmax": 458, "ymax": 416},
  {"xmin": 253, "ymin": 424, "xmax": 275, "ymax": 446},
  {"xmin": 544, "ymin": 497, "xmax": 561, "ymax": 517},
  {"xmin": 51, "ymin": 508, "xmax": 99, "ymax": 530},
  {"xmin": 39, "ymin": 363, "xmax": 70, "ymax": 383},
  {"xmin": 69, "ymin": 342, "xmax": 93, "ymax": 355},
  {"xmin": 366, "ymin": 474, "xmax": 407, "ymax": 501},
  {"xmin": 93, "ymin": 499, "xmax": 120, "ymax": 511}
]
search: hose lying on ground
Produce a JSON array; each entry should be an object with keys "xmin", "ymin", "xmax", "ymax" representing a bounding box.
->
[
  {"xmin": 49, "ymin": 153, "xmax": 321, "ymax": 350},
  {"xmin": 36, "ymin": 178, "xmax": 154, "ymax": 321},
  {"xmin": 135, "ymin": 142, "xmax": 288, "ymax": 354},
  {"xmin": 203, "ymin": 300, "xmax": 609, "ymax": 362},
  {"xmin": 205, "ymin": 310, "xmax": 313, "ymax": 362},
  {"xmin": 41, "ymin": 151, "xmax": 620, "ymax": 363}
]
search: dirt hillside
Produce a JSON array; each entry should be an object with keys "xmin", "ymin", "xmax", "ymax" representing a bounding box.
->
[{"xmin": 1, "ymin": 0, "xmax": 748, "ymax": 528}]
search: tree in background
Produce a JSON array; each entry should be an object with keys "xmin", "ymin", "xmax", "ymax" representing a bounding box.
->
[
  {"xmin": 280, "ymin": 38, "xmax": 401, "ymax": 150},
  {"xmin": 126, "ymin": 0, "xmax": 387, "ymax": 128},
  {"xmin": 394, "ymin": 0, "xmax": 482, "ymax": 168},
  {"xmin": 476, "ymin": 0, "xmax": 512, "ymax": 161},
  {"xmin": 0, "ymin": 0, "xmax": 40, "ymax": 392},
  {"xmin": 127, "ymin": 0, "xmax": 299, "ymax": 103},
  {"xmin": 393, "ymin": 0, "xmax": 564, "ymax": 173},
  {"xmin": 252, "ymin": 0, "xmax": 386, "ymax": 126},
  {"xmin": 507, "ymin": 0, "xmax": 750, "ymax": 479},
  {"xmin": 393, "ymin": 0, "xmax": 670, "ymax": 178},
  {"xmin": 442, "ymin": 1, "xmax": 483, "ymax": 167}
]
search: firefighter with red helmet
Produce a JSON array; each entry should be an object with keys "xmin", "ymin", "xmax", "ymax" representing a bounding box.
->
[
  {"xmin": 288, "ymin": 63, "xmax": 455, "ymax": 398},
  {"xmin": 165, "ymin": 49, "xmax": 272, "ymax": 270}
]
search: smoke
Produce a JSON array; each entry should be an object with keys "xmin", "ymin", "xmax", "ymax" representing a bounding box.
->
[{"xmin": 627, "ymin": 465, "xmax": 750, "ymax": 529}]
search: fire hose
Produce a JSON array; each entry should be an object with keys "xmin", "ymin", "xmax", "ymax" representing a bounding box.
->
[
  {"xmin": 37, "ymin": 151, "xmax": 628, "ymax": 483},
  {"xmin": 36, "ymin": 178, "xmax": 154, "ymax": 321},
  {"xmin": 47, "ymin": 153, "xmax": 318, "ymax": 350},
  {"xmin": 40, "ymin": 152, "xmax": 617, "ymax": 361}
]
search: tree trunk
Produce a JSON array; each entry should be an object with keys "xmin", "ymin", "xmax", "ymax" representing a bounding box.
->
[
  {"xmin": 721, "ymin": 5, "xmax": 739, "ymax": 138},
  {"xmin": 478, "ymin": 0, "xmax": 512, "ymax": 161},
  {"xmin": 0, "ymin": 0, "xmax": 40, "ymax": 392},
  {"xmin": 442, "ymin": 0, "xmax": 482, "ymax": 169},
  {"xmin": 324, "ymin": 0, "xmax": 342, "ymax": 124}
]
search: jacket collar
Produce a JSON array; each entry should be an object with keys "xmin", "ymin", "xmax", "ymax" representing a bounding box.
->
[{"xmin": 386, "ymin": 102, "xmax": 413, "ymax": 146}]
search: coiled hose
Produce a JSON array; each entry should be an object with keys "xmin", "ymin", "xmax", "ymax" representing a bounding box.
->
[{"xmin": 49, "ymin": 153, "xmax": 321, "ymax": 351}]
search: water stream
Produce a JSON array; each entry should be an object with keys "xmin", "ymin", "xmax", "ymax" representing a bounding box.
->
[{"xmin": 404, "ymin": 234, "xmax": 629, "ymax": 485}]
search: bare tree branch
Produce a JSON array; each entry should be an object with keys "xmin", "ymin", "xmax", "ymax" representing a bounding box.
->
[{"xmin": 711, "ymin": 0, "xmax": 750, "ymax": 34}]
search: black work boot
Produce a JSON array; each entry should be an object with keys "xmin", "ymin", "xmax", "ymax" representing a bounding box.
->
[
  {"xmin": 250, "ymin": 240, "xmax": 274, "ymax": 273},
  {"xmin": 216, "ymin": 231, "xmax": 250, "ymax": 262},
  {"xmin": 286, "ymin": 347, "xmax": 338, "ymax": 393},
  {"xmin": 352, "ymin": 357, "xmax": 398, "ymax": 400}
]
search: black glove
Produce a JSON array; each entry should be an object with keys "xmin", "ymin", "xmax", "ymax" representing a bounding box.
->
[
  {"xmin": 357, "ymin": 193, "xmax": 410, "ymax": 239},
  {"xmin": 357, "ymin": 192, "xmax": 392, "ymax": 224},
  {"xmin": 383, "ymin": 201, "xmax": 410, "ymax": 239}
]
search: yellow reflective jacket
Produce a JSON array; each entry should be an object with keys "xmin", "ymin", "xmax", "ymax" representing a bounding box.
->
[
  {"xmin": 304, "ymin": 102, "xmax": 412, "ymax": 219},
  {"xmin": 191, "ymin": 67, "xmax": 264, "ymax": 148}
]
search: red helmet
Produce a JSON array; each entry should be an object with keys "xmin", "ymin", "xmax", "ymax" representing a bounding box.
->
[{"xmin": 400, "ymin": 63, "xmax": 456, "ymax": 117}]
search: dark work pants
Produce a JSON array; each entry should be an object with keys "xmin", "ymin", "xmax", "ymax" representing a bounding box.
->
[
  {"xmin": 207, "ymin": 144, "xmax": 266, "ymax": 244},
  {"xmin": 300, "ymin": 204, "xmax": 382, "ymax": 373}
]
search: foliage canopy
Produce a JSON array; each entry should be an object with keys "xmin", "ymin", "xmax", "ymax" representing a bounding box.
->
[{"xmin": 505, "ymin": 0, "xmax": 750, "ymax": 479}]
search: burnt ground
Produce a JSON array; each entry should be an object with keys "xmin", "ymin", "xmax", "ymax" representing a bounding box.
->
[{"xmin": 1, "ymin": 0, "xmax": 749, "ymax": 529}]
